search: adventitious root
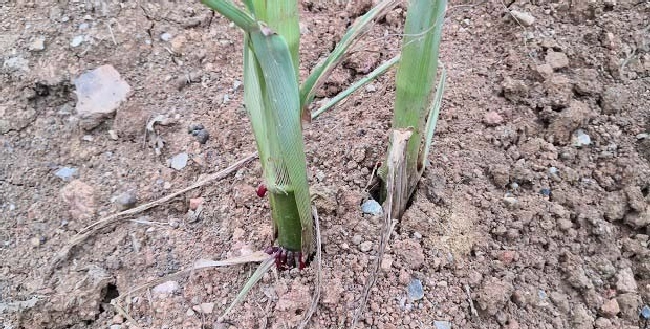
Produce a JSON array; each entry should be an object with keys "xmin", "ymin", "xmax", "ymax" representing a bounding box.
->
[{"xmin": 265, "ymin": 246, "xmax": 311, "ymax": 270}]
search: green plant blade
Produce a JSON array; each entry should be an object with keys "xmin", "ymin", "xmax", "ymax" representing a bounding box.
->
[
  {"xmin": 218, "ymin": 257, "xmax": 275, "ymax": 322},
  {"xmin": 420, "ymin": 64, "xmax": 446, "ymax": 171},
  {"xmin": 298, "ymin": 0, "xmax": 397, "ymax": 111},
  {"xmin": 252, "ymin": 0, "xmax": 300, "ymax": 77},
  {"xmin": 243, "ymin": 36, "xmax": 270, "ymax": 172},
  {"xmin": 201, "ymin": 0, "xmax": 258, "ymax": 32},
  {"xmin": 242, "ymin": 0, "xmax": 255, "ymax": 13},
  {"xmin": 249, "ymin": 29, "xmax": 314, "ymax": 254},
  {"xmin": 311, "ymin": 55, "xmax": 400, "ymax": 120}
]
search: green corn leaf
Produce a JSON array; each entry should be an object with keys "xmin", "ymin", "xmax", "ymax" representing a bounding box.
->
[
  {"xmin": 243, "ymin": 36, "xmax": 270, "ymax": 173},
  {"xmin": 249, "ymin": 29, "xmax": 314, "ymax": 254},
  {"xmin": 242, "ymin": 0, "xmax": 255, "ymax": 13},
  {"xmin": 419, "ymin": 64, "xmax": 446, "ymax": 171},
  {"xmin": 299, "ymin": 0, "xmax": 397, "ymax": 111},
  {"xmin": 252, "ymin": 0, "xmax": 300, "ymax": 77},
  {"xmin": 218, "ymin": 257, "xmax": 275, "ymax": 322},
  {"xmin": 201, "ymin": 0, "xmax": 258, "ymax": 32},
  {"xmin": 311, "ymin": 55, "xmax": 400, "ymax": 120}
]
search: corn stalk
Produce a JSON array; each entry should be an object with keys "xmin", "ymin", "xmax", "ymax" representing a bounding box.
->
[
  {"xmin": 202, "ymin": 0, "xmax": 398, "ymax": 260},
  {"xmin": 381, "ymin": 0, "xmax": 447, "ymax": 219}
]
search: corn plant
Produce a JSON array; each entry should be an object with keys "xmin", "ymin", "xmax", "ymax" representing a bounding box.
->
[
  {"xmin": 202, "ymin": 0, "xmax": 397, "ymax": 269},
  {"xmin": 381, "ymin": 0, "xmax": 447, "ymax": 219}
]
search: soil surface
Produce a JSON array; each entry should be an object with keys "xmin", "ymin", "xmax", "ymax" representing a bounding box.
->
[{"xmin": 2, "ymin": 1, "xmax": 650, "ymax": 329}]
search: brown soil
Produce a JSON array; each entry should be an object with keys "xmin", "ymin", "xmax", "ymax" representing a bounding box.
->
[{"xmin": 2, "ymin": 1, "xmax": 650, "ymax": 329}]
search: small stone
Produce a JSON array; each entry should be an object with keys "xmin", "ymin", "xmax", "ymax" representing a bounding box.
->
[
  {"xmin": 107, "ymin": 130, "xmax": 119, "ymax": 140},
  {"xmin": 110, "ymin": 325, "xmax": 121, "ymax": 329},
  {"xmin": 483, "ymin": 111, "xmax": 504, "ymax": 126},
  {"xmin": 170, "ymin": 152, "xmax": 189, "ymax": 170},
  {"xmin": 189, "ymin": 197, "xmax": 204, "ymax": 210},
  {"xmin": 359, "ymin": 241, "xmax": 373, "ymax": 252},
  {"xmin": 381, "ymin": 255, "xmax": 393, "ymax": 271},
  {"xmin": 299, "ymin": 22, "xmax": 309, "ymax": 35},
  {"xmin": 546, "ymin": 50, "xmax": 570, "ymax": 70},
  {"xmin": 114, "ymin": 190, "xmax": 137, "ymax": 210},
  {"xmin": 641, "ymin": 305, "xmax": 650, "ymax": 319},
  {"xmin": 539, "ymin": 188, "xmax": 551, "ymax": 196},
  {"xmin": 365, "ymin": 84, "xmax": 377, "ymax": 93},
  {"xmin": 233, "ymin": 80, "xmax": 243, "ymax": 91},
  {"xmin": 74, "ymin": 65, "xmax": 131, "ymax": 130},
  {"xmin": 509, "ymin": 10, "xmax": 535, "ymax": 26},
  {"xmin": 186, "ymin": 308, "xmax": 194, "ymax": 316},
  {"xmin": 315, "ymin": 171, "xmax": 325, "ymax": 182},
  {"xmin": 169, "ymin": 217, "xmax": 181, "ymax": 229},
  {"xmin": 616, "ymin": 268, "xmax": 638, "ymax": 293},
  {"xmin": 153, "ymin": 281, "xmax": 181, "ymax": 295},
  {"xmin": 194, "ymin": 129, "xmax": 209, "ymax": 144},
  {"xmin": 29, "ymin": 37, "xmax": 46, "ymax": 52},
  {"xmin": 30, "ymin": 237, "xmax": 42, "ymax": 247},
  {"xmin": 434, "ymin": 320, "xmax": 451, "ymax": 329},
  {"xmin": 600, "ymin": 298, "xmax": 620, "ymax": 318},
  {"xmin": 199, "ymin": 302, "xmax": 214, "ymax": 314},
  {"xmin": 3, "ymin": 56, "xmax": 30, "ymax": 74},
  {"xmin": 352, "ymin": 234, "xmax": 363, "ymax": 245},
  {"xmin": 188, "ymin": 123, "xmax": 205, "ymax": 133},
  {"xmin": 160, "ymin": 32, "xmax": 172, "ymax": 41},
  {"xmin": 407, "ymin": 278, "xmax": 424, "ymax": 301},
  {"xmin": 502, "ymin": 194, "xmax": 518, "ymax": 208},
  {"xmin": 54, "ymin": 167, "xmax": 79, "ymax": 181},
  {"xmin": 572, "ymin": 129, "xmax": 591, "ymax": 147},
  {"xmin": 70, "ymin": 35, "xmax": 84, "ymax": 47},
  {"xmin": 361, "ymin": 199, "xmax": 382, "ymax": 215}
]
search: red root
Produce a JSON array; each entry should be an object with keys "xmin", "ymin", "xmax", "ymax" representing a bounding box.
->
[{"xmin": 265, "ymin": 246, "xmax": 308, "ymax": 270}]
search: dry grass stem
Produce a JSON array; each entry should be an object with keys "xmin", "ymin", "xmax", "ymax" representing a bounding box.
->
[{"xmin": 49, "ymin": 153, "xmax": 258, "ymax": 274}]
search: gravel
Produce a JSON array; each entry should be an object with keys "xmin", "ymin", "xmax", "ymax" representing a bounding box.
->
[{"xmin": 407, "ymin": 278, "xmax": 424, "ymax": 301}]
